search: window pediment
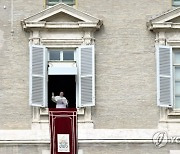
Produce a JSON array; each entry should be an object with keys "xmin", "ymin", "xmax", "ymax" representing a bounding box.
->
[
  {"xmin": 21, "ymin": 3, "xmax": 102, "ymax": 30},
  {"xmin": 147, "ymin": 7, "xmax": 180, "ymax": 30}
]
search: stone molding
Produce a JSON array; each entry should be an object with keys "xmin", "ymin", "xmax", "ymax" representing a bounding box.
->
[
  {"xmin": 147, "ymin": 7, "xmax": 180, "ymax": 30},
  {"xmin": 21, "ymin": 3, "xmax": 102, "ymax": 30},
  {"xmin": 0, "ymin": 129, "xmax": 162, "ymax": 144},
  {"xmin": 2, "ymin": 128, "xmax": 180, "ymax": 144}
]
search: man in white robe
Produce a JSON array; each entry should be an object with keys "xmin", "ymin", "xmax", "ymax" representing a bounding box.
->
[{"xmin": 52, "ymin": 92, "xmax": 68, "ymax": 108}]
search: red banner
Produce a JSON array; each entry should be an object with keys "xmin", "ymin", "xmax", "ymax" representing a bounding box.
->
[{"xmin": 49, "ymin": 108, "xmax": 77, "ymax": 154}]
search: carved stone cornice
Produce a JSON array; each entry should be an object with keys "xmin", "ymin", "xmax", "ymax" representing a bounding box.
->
[
  {"xmin": 147, "ymin": 7, "xmax": 180, "ymax": 31},
  {"xmin": 21, "ymin": 3, "xmax": 102, "ymax": 31}
]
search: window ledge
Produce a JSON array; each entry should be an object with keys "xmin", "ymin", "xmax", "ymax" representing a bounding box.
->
[
  {"xmin": 159, "ymin": 119, "xmax": 180, "ymax": 123},
  {"xmin": 168, "ymin": 110, "xmax": 180, "ymax": 116},
  {"xmin": 39, "ymin": 107, "xmax": 85, "ymax": 115},
  {"xmin": 77, "ymin": 107, "xmax": 85, "ymax": 115}
]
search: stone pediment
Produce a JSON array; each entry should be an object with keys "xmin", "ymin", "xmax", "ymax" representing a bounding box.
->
[
  {"xmin": 147, "ymin": 7, "xmax": 180, "ymax": 30},
  {"xmin": 21, "ymin": 3, "xmax": 102, "ymax": 30}
]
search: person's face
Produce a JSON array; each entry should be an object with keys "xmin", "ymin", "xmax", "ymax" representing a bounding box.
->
[{"xmin": 60, "ymin": 92, "xmax": 64, "ymax": 97}]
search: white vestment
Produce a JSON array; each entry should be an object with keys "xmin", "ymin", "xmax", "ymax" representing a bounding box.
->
[{"xmin": 52, "ymin": 96, "xmax": 68, "ymax": 108}]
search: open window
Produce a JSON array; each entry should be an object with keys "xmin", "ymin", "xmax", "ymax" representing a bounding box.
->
[
  {"xmin": 147, "ymin": 7, "xmax": 180, "ymax": 119},
  {"xmin": 48, "ymin": 75, "xmax": 76, "ymax": 108},
  {"xmin": 46, "ymin": 0, "xmax": 75, "ymax": 6},
  {"xmin": 29, "ymin": 44, "xmax": 95, "ymax": 108},
  {"xmin": 22, "ymin": 2, "xmax": 102, "ymax": 126}
]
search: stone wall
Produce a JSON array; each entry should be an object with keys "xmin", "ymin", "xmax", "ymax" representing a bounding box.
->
[
  {"xmin": 0, "ymin": 0, "xmax": 44, "ymax": 129},
  {"xmin": 0, "ymin": 0, "xmax": 173, "ymax": 130},
  {"xmin": 78, "ymin": 0, "xmax": 172, "ymax": 129},
  {"xmin": 0, "ymin": 143, "xmax": 180, "ymax": 154}
]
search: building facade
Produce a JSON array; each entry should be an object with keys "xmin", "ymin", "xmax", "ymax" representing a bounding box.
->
[{"xmin": 1, "ymin": 0, "xmax": 180, "ymax": 153}]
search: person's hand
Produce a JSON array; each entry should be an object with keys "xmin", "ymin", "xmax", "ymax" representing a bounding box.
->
[{"xmin": 52, "ymin": 92, "xmax": 54, "ymax": 96}]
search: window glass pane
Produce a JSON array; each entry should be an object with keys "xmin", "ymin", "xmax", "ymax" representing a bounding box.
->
[
  {"xmin": 173, "ymin": 0, "xmax": 180, "ymax": 5},
  {"xmin": 175, "ymin": 97, "xmax": 180, "ymax": 108},
  {"xmin": 63, "ymin": 51, "xmax": 74, "ymax": 60},
  {"xmin": 47, "ymin": 0, "xmax": 74, "ymax": 5},
  {"xmin": 175, "ymin": 81, "xmax": 180, "ymax": 95},
  {"xmin": 62, "ymin": 0, "xmax": 74, "ymax": 4},
  {"xmin": 49, "ymin": 51, "xmax": 60, "ymax": 60},
  {"xmin": 48, "ymin": 0, "xmax": 60, "ymax": 2},
  {"xmin": 47, "ymin": 0, "xmax": 60, "ymax": 6},
  {"xmin": 174, "ymin": 52, "xmax": 180, "ymax": 64},
  {"xmin": 175, "ymin": 67, "xmax": 180, "ymax": 80}
]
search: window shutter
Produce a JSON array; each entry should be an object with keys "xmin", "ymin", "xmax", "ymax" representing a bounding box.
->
[
  {"xmin": 29, "ymin": 45, "xmax": 48, "ymax": 107},
  {"xmin": 78, "ymin": 45, "xmax": 95, "ymax": 107},
  {"xmin": 156, "ymin": 45, "xmax": 173, "ymax": 107}
]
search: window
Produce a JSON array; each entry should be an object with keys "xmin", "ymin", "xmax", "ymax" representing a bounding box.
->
[
  {"xmin": 29, "ymin": 45, "xmax": 95, "ymax": 108},
  {"xmin": 173, "ymin": 0, "xmax": 180, "ymax": 6},
  {"xmin": 156, "ymin": 45, "xmax": 180, "ymax": 109},
  {"xmin": 47, "ymin": 0, "xmax": 75, "ymax": 6},
  {"xmin": 49, "ymin": 49, "xmax": 75, "ymax": 61}
]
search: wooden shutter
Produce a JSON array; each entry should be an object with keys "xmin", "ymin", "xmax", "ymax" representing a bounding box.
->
[
  {"xmin": 29, "ymin": 45, "xmax": 48, "ymax": 107},
  {"xmin": 156, "ymin": 45, "xmax": 173, "ymax": 107},
  {"xmin": 78, "ymin": 45, "xmax": 95, "ymax": 107}
]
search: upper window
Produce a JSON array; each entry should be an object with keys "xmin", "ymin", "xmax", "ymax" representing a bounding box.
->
[
  {"xmin": 173, "ymin": 0, "xmax": 180, "ymax": 6},
  {"xmin": 47, "ymin": 0, "xmax": 75, "ymax": 6},
  {"xmin": 49, "ymin": 49, "xmax": 75, "ymax": 61}
]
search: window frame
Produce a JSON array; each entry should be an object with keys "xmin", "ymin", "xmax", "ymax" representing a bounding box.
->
[
  {"xmin": 46, "ymin": 0, "xmax": 76, "ymax": 6},
  {"xmin": 48, "ymin": 48, "xmax": 76, "ymax": 62},
  {"xmin": 173, "ymin": 0, "xmax": 180, "ymax": 6},
  {"xmin": 30, "ymin": 45, "xmax": 95, "ymax": 108}
]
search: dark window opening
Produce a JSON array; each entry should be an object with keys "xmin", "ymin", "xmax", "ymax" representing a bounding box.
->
[{"xmin": 48, "ymin": 75, "xmax": 76, "ymax": 108}]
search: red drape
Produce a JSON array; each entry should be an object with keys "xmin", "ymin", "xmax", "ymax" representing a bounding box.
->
[{"xmin": 49, "ymin": 108, "xmax": 77, "ymax": 154}]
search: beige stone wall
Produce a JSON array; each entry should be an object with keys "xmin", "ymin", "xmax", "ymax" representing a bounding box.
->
[
  {"xmin": 79, "ymin": 143, "xmax": 180, "ymax": 154},
  {"xmin": 77, "ymin": 0, "xmax": 172, "ymax": 128},
  {"xmin": 0, "ymin": 144, "xmax": 49, "ymax": 154},
  {"xmin": 0, "ymin": 0, "xmax": 44, "ymax": 129},
  {"xmin": 0, "ymin": 143, "xmax": 180, "ymax": 154},
  {"xmin": 0, "ymin": 0, "xmax": 174, "ymax": 130},
  {"xmin": 1, "ymin": 0, "xmax": 180, "ymax": 154}
]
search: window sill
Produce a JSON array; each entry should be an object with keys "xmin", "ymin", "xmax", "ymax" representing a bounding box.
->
[
  {"xmin": 159, "ymin": 119, "xmax": 180, "ymax": 123},
  {"xmin": 39, "ymin": 107, "xmax": 85, "ymax": 115},
  {"xmin": 168, "ymin": 109, "xmax": 180, "ymax": 116}
]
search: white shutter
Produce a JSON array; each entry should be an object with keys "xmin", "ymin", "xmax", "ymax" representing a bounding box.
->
[
  {"xmin": 29, "ymin": 45, "xmax": 48, "ymax": 107},
  {"xmin": 156, "ymin": 45, "xmax": 173, "ymax": 107},
  {"xmin": 78, "ymin": 45, "xmax": 95, "ymax": 107}
]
